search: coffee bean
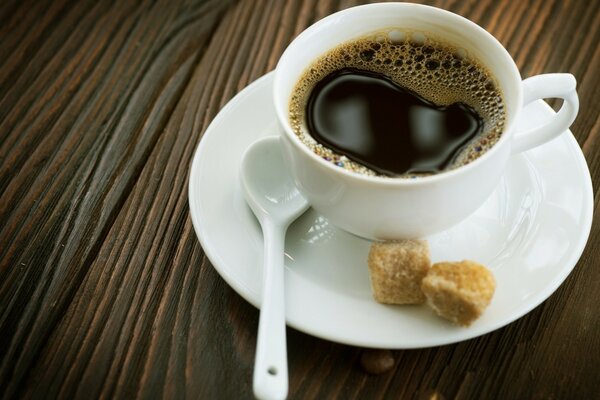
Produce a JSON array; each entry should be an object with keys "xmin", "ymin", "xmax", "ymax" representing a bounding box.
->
[
  {"xmin": 419, "ymin": 389, "xmax": 446, "ymax": 400},
  {"xmin": 360, "ymin": 349, "xmax": 395, "ymax": 374}
]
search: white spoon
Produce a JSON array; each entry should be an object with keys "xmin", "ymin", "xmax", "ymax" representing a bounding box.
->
[{"xmin": 240, "ymin": 136, "xmax": 309, "ymax": 400}]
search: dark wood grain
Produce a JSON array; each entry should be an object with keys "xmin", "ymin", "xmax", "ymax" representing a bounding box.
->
[{"xmin": 1, "ymin": 0, "xmax": 599, "ymax": 399}]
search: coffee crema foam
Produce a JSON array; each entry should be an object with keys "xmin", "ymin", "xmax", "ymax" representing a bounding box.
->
[{"xmin": 289, "ymin": 30, "xmax": 506, "ymax": 177}]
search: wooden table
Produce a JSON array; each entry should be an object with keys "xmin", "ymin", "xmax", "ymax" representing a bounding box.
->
[{"xmin": 1, "ymin": 0, "xmax": 598, "ymax": 398}]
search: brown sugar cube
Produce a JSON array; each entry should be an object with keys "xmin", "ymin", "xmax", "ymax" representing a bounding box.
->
[
  {"xmin": 368, "ymin": 240, "xmax": 430, "ymax": 305},
  {"xmin": 421, "ymin": 260, "xmax": 496, "ymax": 326}
]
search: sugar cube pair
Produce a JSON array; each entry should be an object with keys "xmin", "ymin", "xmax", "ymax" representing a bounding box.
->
[{"xmin": 368, "ymin": 240, "xmax": 495, "ymax": 326}]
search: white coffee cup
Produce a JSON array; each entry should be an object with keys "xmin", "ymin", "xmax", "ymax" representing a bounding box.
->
[{"xmin": 273, "ymin": 3, "xmax": 579, "ymax": 240}]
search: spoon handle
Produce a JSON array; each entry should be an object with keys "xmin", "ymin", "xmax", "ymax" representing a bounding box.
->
[{"xmin": 253, "ymin": 222, "xmax": 288, "ymax": 400}]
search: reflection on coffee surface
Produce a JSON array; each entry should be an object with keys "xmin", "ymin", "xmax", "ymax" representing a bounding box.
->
[
  {"xmin": 306, "ymin": 69, "xmax": 484, "ymax": 176},
  {"xmin": 289, "ymin": 30, "xmax": 506, "ymax": 177}
]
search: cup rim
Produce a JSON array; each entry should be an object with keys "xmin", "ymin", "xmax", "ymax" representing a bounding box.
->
[{"xmin": 273, "ymin": 2, "xmax": 523, "ymax": 187}]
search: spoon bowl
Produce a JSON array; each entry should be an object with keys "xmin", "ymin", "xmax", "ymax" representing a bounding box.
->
[{"xmin": 241, "ymin": 137, "xmax": 308, "ymax": 224}]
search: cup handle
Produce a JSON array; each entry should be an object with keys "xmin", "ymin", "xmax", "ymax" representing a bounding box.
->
[{"xmin": 511, "ymin": 73, "xmax": 579, "ymax": 154}]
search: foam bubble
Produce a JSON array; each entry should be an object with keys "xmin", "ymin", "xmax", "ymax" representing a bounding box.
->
[
  {"xmin": 389, "ymin": 30, "xmax": 406, "ymax": 44},
  {"xmin": 289, "ymin": 29, "xmax": 506, "ymax": 177},
  {"xmin": 411, "ymin": 32, "xmax": 426, "ymax": 45}
]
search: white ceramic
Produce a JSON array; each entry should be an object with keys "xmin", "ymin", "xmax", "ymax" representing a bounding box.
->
[
  {"xmin": 240, "ymin": 137, "xmax": 309, "ymax": 400},
  {"xmin": 273, "ymin": 3, "xmax": 580, "ymax": 240},
  {"xmin": 188, "ymin": 73, "xmax": 593, "ymax": 349}
]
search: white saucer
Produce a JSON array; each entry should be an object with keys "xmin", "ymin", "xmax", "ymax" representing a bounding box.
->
[{"xmin": 189, "ymin": 72, "xmax": 593, "ymax": 349}]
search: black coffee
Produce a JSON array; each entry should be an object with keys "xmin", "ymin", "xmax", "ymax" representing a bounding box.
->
[
  {"xmin": 289, "ymin": 30, "xmax": 506, "ymax": 177},
  {"xmin": 306, "ymin": 68, "xmax": 484, "ymax": 176}
]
